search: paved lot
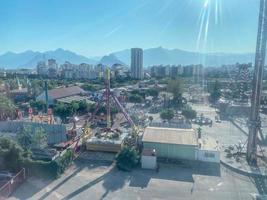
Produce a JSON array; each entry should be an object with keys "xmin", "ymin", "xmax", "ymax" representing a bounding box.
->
[
  {"xmin": 9, "ymin": 160, "xmax": 262, "ymax": 200},
  {"xmin": 190, "ymin": 104, "xmax": 248, "ymax": 148}
]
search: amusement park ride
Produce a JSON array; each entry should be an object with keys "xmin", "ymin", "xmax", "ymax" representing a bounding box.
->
[
  {"xmin": 71, "ymin": 68, "xmax": 138, "ymax": 153},
  {"xmin": 247, "ymin": 0, "xmax": 267, "ymax": 164}
]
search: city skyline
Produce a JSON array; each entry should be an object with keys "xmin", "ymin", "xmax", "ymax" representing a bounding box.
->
[{"xmin": 0, "ymin": 0, "xmax": 261, "ymax": 56}]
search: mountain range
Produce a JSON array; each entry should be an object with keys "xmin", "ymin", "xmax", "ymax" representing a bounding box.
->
[{"xmin": 0, "ymin": 47, "xmax": 256, "ymax": 69}]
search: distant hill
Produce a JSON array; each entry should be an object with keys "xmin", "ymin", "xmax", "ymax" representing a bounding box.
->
[
  {"xmin": 0, "ymin": 47, "xmax": 257, "ymax": 69},
  {"xmin": 0, "ymin": 48, "xmax": 97, "ymax": 69},
  {"xmin": 113, "ymin": 47, "xmax": 255, "ymax": 67},
  {"xmin": 99, "ymin": 54, "xmax": 126, "ymax": 66}
]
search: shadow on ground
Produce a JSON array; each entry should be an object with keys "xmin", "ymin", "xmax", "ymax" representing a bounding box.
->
[
  {"xmin": 248, "ymin": 165, "xmax": 267, "ymax": 195},
  {"xmin": 11, "ymin": 159, "xmax": 221, "ymax": 200},
  {"xmin": 11, "ymin": 160, "xmax": 111, "ymax": 200}
]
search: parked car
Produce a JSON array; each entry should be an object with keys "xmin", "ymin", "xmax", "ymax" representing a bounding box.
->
[{"xmin": 0, "ymin": 171, "xmax": 13, "ymax": 181}]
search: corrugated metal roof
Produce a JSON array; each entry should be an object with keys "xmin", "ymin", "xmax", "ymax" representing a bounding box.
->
[
  {"xmin": 48, "ymin": 86, "xmax": 85, "ymax": 100},
  {"xmin": 142, "ymin": 127, "xmax": 197, "ymax": 146},
  {"xmin": 57, "ymin": 95, "xmax": 95, "ymax": 104}
]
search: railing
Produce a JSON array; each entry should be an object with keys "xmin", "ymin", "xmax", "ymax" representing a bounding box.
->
[
  {"xmin": 150, "ymin": 122, "xmax": 192, "ymax": 129},
  {"xmin": 0, "ymin": 168, "xmax": 26, "ymax": 200}
]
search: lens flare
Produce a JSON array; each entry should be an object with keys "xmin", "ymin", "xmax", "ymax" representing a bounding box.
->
[
  {"xmin": 197, "ymin": 0, "xmax": 222, "ymax": 53},
  {"xmin": 204, "ymin": 0, "xmax": 209, "ymax": 8}
]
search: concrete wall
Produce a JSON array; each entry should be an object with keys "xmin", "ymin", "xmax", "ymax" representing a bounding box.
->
[
  {"xmin": 0, "ymin": 121, "xmax": 67, "ymax": 145},
  {"xmin": 196, "ymin": 149, "xmax": 220, "ymax": 163},
  {"xmin": 141, "ymin": 155, "xmax": 157, "ymax": 169},
  {"xmin": 143, "ymin": 142, "xmax": 197, "ymax": 161}
]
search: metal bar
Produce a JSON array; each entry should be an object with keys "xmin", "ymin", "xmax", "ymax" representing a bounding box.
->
[{"xmin": 247, "ymin": 0, "xmax": 267, "ymax": 163}]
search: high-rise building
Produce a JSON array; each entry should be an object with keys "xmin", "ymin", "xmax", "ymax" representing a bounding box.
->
[
  {"xmin": 131, "ymin": 48, "xmax": 143, "ymax": 79},
  {"xmin": 37, "ymin": 61, "xmax": 48, "ymax": 76}
]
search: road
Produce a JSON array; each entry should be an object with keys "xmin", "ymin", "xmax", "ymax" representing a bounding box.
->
[{"xmin": 190, "ymin": 104, "xmax": 248, "ymax": 149}]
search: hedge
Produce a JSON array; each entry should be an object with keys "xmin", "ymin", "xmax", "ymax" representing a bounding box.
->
[{"xmin": 23, "ymin": 149, "xmax": 74, "ymax": 179}]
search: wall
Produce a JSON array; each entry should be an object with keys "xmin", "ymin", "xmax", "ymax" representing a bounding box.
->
[
  {"xmin": 196, "ymin": 149, "xmax": 220, "ymax": 163},
  {"xmin": 0, "ymin": 121, "xmax": 67, "ymax": 145},
  {"xmin": 143, "ymin": 142, "xmax": 197, "ymax": 160},
  {"xmin": 141, "ymin": 155, "xmax": 157, "ymax": 169}
]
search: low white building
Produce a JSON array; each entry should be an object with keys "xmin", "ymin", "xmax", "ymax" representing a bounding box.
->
[
  {"xmin": 196, "ymin": 137, "xmax": 220, "ymax": 163},
  {"xmin": 141, "ymin": 149, "xmax": 157, "ymax": 170},
  {"xmin": 142, "ymin": 126, "xmax": 220, "ymax": 163}
]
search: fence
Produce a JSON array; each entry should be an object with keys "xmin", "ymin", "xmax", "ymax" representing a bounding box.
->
[
  {"xmin": 0, "ymin": 121, "xmax": 67, "ymax": 145},
  {"xmin": 150, "ymin": 122, "xmax": 192, "ymax": 129},
  {"xmin": 0, "ymin": 168, "xmax": 26, "ymax": 200}
]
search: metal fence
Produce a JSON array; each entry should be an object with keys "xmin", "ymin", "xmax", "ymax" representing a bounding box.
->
[
  {"xmin": 0, "ymin": 121, "xmax": 67, "ymax": 145},
  {"xmin": 0, "ymin": 168, "xmax": 26, "ymax": 200},
  {"xmin": 150, "ymin": 122, "xmax": 192, "ymax": 129}
]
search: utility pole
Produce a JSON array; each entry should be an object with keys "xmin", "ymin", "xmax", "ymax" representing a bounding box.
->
[
  {"xmin": 45, "ymin": 80, "xmax": 49, "ymax": 114},
  {"xmin": 247, "ymin": 0, "xmax": 267, "ymax": 164},
  {"xmin": 105, "ymin": 68, "xmax": 111, "ymax": 129}
]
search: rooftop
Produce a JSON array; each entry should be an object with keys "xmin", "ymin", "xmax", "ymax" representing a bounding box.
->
[
  {"xmin": 10, "ymin": 88, "xmax": 28, "ymax": 93},
  {"xmin": 57, "ymin": 95, "xmax": 95, "ymax": 104},
  {"xmin": 48, "ymin": 86, "xmax": 85, "ymax": 100},
  {"xmin": 142, "ymin": 127, "xmax": 197, "ymax": 146}
]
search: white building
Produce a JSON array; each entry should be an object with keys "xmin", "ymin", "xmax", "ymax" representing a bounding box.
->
[
  {"xmin": 131, "ymin": 48, "xmax": 143, "ymax": 79},
  {"xmin": 61, "ymin": 62, "xmax": 98, "ymax": 80},
  {"xmin": 37, "ymin": 61, "xmax": 48, "ymax": 76}
]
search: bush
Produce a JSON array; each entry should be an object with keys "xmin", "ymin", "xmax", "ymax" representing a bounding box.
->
[
  {"xmin": 23, "ymin": 149, "xmax": 74, "ymax": 179},
  {"xmin": 128, "ymin": 94, "xmax": 143, "ymax": 103},
  {"xmin": 0, "ymin": 137, "xmax": 26, "ymax": 172},
  {"xmin": 116, "ymin": 147, "xmax": 139, "ymax": 171},
  {"xmin": 182, "ymin": 109, "xmax": 197, "ymax": 119},
  {"xmin": 160, "ymin": 109, "xmax": 174, "ymax": 120}
]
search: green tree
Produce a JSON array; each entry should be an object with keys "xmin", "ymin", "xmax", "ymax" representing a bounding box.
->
[
  {"xmin": 116, "ymin": 146, "xmax": 139, "ymax": 171},
  {"xmin": 81, "ymin": 83, "xmax": 97, "ymax": 92},
  {"xmin": 0, "ymin": 95, "xmax": 16, "ymax": 121},
  {"xmin": 30, "ymin": 100, "xmax": 46, "ymax": 112},
  {"xmin": 69, "ymin": 101, "xmax": 79, "ymax": 115},
  {"xmin": 146, "ymin": 88, "xmax": 159, "ymax": 98},
  {"xmin": 160, "ymin": 109, "xmax": 174, "ymax": 121},
  {"xmin": 197, "ymin": 127, "xmax": 202, "ymax": 138},
  {"xmin": 209, "ymin": 80, "xmax": 221, "ymax": 104},
  {"xmin": 77, "ymin": 101, "xmax": 89, "ymax": 114},
  {"xmin": 128, "ymin": 94, "xmax": 143, "ymax": 103},
  {"xmin": 32, "ymin": 128, "xmax": 47, "ymax": 149},
  {"xmin": 182, "ymin": 107, "xmax": 197, "ymax": 119},
  {"xmin": 54, "ymin": 103, "xmax": 71, "ymax": 122},
  {"xmin": 17, "ymin": 125, "xmax": 34, "ymax": 150},
  {"xmin": 167, "ymin": 79, "xmax": 183, "ymax": 107},
  {"xmin": 0, "ymin": 137, "xmax": 28, "ymax": 171}
]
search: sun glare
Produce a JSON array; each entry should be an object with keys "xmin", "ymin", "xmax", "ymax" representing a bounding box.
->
[{"xmin": 204, "ymin": 0, "xmax": 209, "ymax": 8}]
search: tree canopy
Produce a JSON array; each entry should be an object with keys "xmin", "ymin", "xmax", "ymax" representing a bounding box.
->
[
  {"xmin": 0, "ymin": 95, "xmax": 17, "ymax": 121},
  {"xmin": 182, "ymin": 106, "xmax": 197, "ymax": 119},
  {"xmin": 128, "ymin": 94, "xmax": 144, "ymax": 104},
  {"xmin": 17, "ymin": 125, "xmax": 47, "ymax": 149},
  {"xmin": 0, "ymin": 137, "xmax": 29, "ymax": 171},
  {"xmin": 116, "ymin": 146, "xmax": 139, "ymax": 171},
  {"xmin": 160, "ymin": 109, "xmax": 174, "ymax": 121},
  {"xmin": 167, "ymin": 79, "xmax": 184, "ymax": 107}
]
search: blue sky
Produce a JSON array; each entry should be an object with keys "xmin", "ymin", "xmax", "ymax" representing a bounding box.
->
[{"xmin": 0, "ymin": 0, "xmax": 260, "ymax": 56}]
